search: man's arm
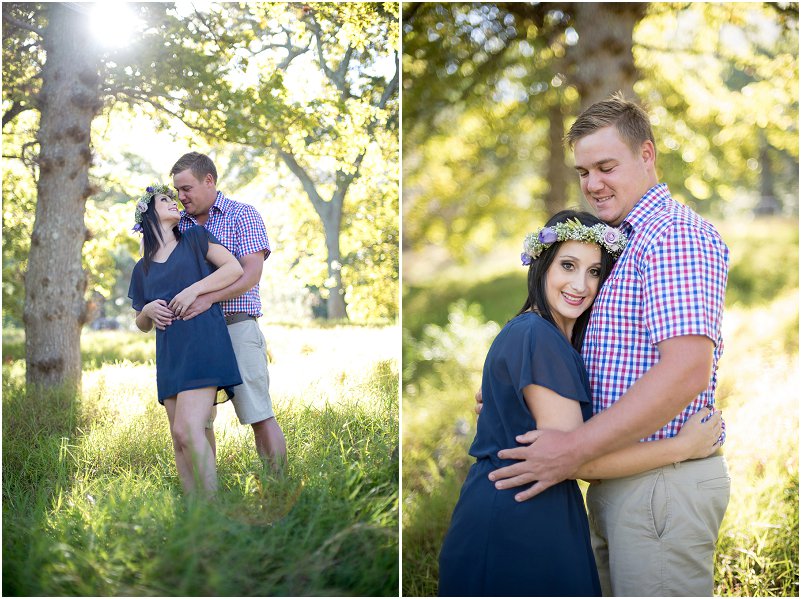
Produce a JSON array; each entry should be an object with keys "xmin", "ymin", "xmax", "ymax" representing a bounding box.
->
[
  {"xmin": 490, "ymin": 334, "xmax": 714, "ymax": 501},
  {"xmin": 180, "ymin": 251, "xmax": 265, "ymax": 320}
]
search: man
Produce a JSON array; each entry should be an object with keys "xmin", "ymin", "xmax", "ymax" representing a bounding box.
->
[
  {"xmin": 483, "ymin": 93, "xmax": 730, "ymax": 596},
  {"xmin": 169, "ymin": 151, "xmax": 287, "ymax": 470}
]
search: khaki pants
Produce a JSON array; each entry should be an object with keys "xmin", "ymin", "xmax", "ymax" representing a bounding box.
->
[{"xmin": 586, "ymin": 454, "xmax": 730, "ymax": 596}]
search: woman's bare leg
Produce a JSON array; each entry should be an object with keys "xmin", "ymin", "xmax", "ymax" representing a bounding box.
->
[
  {"xmin": 172, "ymin": 387, "xmax": 217, "ymax": 495},
  {"xmin": 164, "ymin": 397, "xmax": 195, "ymax": 492}
]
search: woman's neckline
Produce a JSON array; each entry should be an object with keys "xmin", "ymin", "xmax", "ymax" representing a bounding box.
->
[{"xmin": 151, "ymin": 237, "xmax": 180, "ymax": 264}]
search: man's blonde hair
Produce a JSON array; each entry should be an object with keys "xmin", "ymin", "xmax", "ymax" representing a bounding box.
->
[
  {"xmin": 170, "ymin": 151, "xmax": 218, "ymax": 184},
  {"xmin": 565, "ymin": 91, "xmax": 655, "ymax": 156}
]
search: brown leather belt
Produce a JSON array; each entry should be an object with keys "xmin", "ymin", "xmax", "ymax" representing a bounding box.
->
[{"xmin": 224, "ymin": 312, "xmax": 257, "ymax": 326}]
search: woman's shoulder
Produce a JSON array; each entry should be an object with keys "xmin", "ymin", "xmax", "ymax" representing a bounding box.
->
[
  {"xmin": 507, "ymin": 311, "xmax": 557, "ymax": 335},
  {"xmin": 505, "ymin": 312, "xmax": 573, "ymax": 352}
]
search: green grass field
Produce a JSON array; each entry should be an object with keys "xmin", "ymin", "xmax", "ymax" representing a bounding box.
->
[
  {"xmin": 3, "ymin": 324, "xmax": 399, "ymax": 596},
  {"xmin": 402, "ymin": 218, "xmax": 799, "ymax": 597}
]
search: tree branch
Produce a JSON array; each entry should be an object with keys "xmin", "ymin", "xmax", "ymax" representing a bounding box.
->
[
  {"xmin": 3, "ymin": 101, "xmax": 35, "ymax": 128},
  {"xmin": 378, "ymin": 52, "xmax": 400, "ymax": 110},
  {"xmin": 307, "ymin": 14, "xmax": 341, "ymax": 88},
  {"xmin": 274, "ymin": 145, "xmax": 328, "ymax": 218},
  {"xmin": 2, "ymin": 11, "xmax": 44, "ymax": 37}
]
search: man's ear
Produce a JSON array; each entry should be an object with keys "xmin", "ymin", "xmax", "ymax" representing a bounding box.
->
[{"xmin": 640, "ymin": 140, "xmax": 656, "ymax": 167}]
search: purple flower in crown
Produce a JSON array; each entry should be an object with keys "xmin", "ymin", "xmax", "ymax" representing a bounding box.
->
[
  {"xmin": 146, "ymin": 186, "xmax": 154, "ymax": 193},
  {"xmin": 538, "ymin": 227, "xmax": 557, "ymax": 244},
  {"xmin": 521, "ymin": 252, "xmax": 533, "ymax": 266},
  {"xmin": 131, "ymin": 223, "xmax": 143, "ymax": 233},
  {"xmin": 602, "ymin": 226, "xmax": 620, "ymax": 245}
]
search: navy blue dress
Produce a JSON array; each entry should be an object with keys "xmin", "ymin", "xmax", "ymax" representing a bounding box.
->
[
  {"xmin": 127, "ymin": 226, "xmax": 242, "ymax": 404},
  {"xmin": 438, "ymin": 312, "xmax": 601, "ymax": 597}
]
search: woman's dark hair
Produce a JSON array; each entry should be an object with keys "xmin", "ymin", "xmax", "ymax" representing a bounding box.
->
[
  {"xmin": 516, "ymin": 210, "xmax": 617, "ymax": 351},
  {"xmin": 140, "ymin": 194, "xmax": 181, "ymax": 274}
]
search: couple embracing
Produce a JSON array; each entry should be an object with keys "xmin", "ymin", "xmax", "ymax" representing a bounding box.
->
[
  {"xmin": 439, "ymin": 94, "xmax": 730, "ymax": 596},
  {"xmin": 127, "ymin": 152, "xmax": 285, "ymax": 496}
]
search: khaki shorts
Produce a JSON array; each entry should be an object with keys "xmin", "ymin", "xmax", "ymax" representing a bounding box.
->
[
  {"xmin": 586, "ymin": 453, "xmax": 730, "ymax": 596},
  {"xmin": 218, "ymin": 318, "xmax": 275, "ymax": 425}
]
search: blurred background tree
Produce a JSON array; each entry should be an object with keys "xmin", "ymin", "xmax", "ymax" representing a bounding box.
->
[
  {"xmin": 402, "ymin": 2, "xmax": 798, "ymax": 264},
  {"xmin": 2, "ymin": 2, "xmax": 399, "ymax": 390}
]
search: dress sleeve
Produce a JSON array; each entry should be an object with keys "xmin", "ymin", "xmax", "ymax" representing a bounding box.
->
[
  {"xmin": 515, "ymin": 319, "xmax": 591, "ymax": 405},
  {"xmin": 187, "ymin": 225, "xmax": 223, "ymax": 256},
  {"xmin": 127, "ymin": 261, "xmax": 145, "ymax": 312}
]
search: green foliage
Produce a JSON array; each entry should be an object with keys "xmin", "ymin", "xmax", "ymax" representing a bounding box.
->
[
  {"xmin": 3, "ymin": 326, "xmax": 398, "ymax": 596},
  {"xmin": 2, "ymin": 2, "xmax": 398, "ymax": 325},
  {"xmin": 401, "ymin": 220, "xmax": 799, "ymax": 596},
  {"xmin": 717, "ymin": 217, "xmax": 799, "ymax": 307},
  {"xmin": 1, "ymin": 159, "xmax": 37, "ymax": 325},
  {"xmin": 402, "ymin": 3, "xmax": 798, "ymax": 261},
  {"xmin": 634, "ymin": 3, "xmax": 799, "ymax": 216},
  {"xmin": 403, "ymin": 3, "xmax": 578, "ymax": 257},
  {"xmin": 134, "ymin": 2, "xmax": 400, "ymax": 320}
]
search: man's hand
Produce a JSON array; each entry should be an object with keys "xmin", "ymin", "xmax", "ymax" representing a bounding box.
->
[
  {"xmin": 142, "ymin": 299, "xmax": 174, "ymax": 330},
  {"xmin": 489, "ymin": 429, "xmax": 580, "ymax": 502},
  {"xmin": 474, "ymin": 387, "xmax": 483, "ymax": 416},
  {"xmin": 179, "ymin": 293, "xmax": 214, "ymax": 320}
]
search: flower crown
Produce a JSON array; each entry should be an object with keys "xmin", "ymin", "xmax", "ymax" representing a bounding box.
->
[
  {"xmin": 131, "ymin": 184, "xmax": 176, "ymax": 233},
  {"xmin": 520, "ymin": 218, "xmax": 628, "ymax": 265}
]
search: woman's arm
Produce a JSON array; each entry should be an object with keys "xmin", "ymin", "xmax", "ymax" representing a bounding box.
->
[
  {"xmin": 522, "ymin": 384, "xmax": 722, "ymax": 480},
  {"xmin": 576, "ymin": 408, "xmax": 721, "ymax": 479},
  {"xmin": 168, "ymin": 242, "xmax": 244, "ymax": 316},
  {"xmin": 135, "ymin": 299, "xmax": 176, "ymax": 332},
  {"xmin": 135, "ymin": 310, "xmax": 153, "ymax": 332}
]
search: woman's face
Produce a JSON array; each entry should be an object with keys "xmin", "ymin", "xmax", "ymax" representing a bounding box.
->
[
  {"xmin": 152, "ymin": 193, "xmax": 179, "ymax": 225},
  {"xmin": 544, "ymin": 240, "xmax": 602, "ymax": 337}
]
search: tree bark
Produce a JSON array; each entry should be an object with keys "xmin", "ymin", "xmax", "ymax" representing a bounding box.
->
[
  {"xmin": 544, "ymin": 97, "xmax": 571, "ymax": 214},
  {"xmin": 24, "ymin": 3, "xmax": 101, "ymax": 391},
  {"xmin": 322, "ymin": 196, "xmax": 347, "ymax": 320},
  {"xmin": 754, "ymin": 134, "xmax": 779, "ymax": 216},
  {"xmin": 567, "ymin": 3, "xmax": 647, "ymax": 108}
]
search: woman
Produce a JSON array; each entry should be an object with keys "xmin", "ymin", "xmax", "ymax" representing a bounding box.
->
[
  {"xmin": 128, "ymin": 184, "xmax": 243, "ymax": 496},
  {"xmin": 438, "ymin": 210, "xmax": 723, "ymax": 596}
]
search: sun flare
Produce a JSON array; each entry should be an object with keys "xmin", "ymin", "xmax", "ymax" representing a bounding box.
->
[{"xmin": 90, "ymin": 2, "xmax": 142, "ymax": 48}]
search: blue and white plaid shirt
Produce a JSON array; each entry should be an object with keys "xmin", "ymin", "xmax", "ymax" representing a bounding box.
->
[
  {"xmin": 582, "ymin": 183, "xmax": 729, "ymax": 441},
  {"xmin": 179, "ymin": 191, "xmax": 271, "ymax": 317}
]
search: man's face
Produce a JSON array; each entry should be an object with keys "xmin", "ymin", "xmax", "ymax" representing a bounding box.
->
[
  {"xmin": 173, "ymin": 169, "xmax": 215, "ymax": 216},
  {"xmin": 572, "ymin": 125, "xmax": 656, "ymax": 226}
]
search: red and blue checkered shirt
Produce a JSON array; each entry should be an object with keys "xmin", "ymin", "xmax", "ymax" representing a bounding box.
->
[
  {"xmin": 178, "ymin": 191, "xmax": 271, "ymax": 317},
  {"xmin": 582, "ymin": 183, "xmax": 729, "ymax": 441}
]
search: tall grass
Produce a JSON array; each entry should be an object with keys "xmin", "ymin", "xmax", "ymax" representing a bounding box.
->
[
  {"xmin": 402, "ymin": 218, "xmax": 799, "ymax": 597},
  {"xmin": 3, "ymin": 325, "xmax": 399, "ymax": 596}
]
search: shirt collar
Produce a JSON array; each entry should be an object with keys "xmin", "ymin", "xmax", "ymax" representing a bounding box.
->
[
  {"xmin": 621, "ymin": 183, "xmax": 670, "ymax": 233},
  {"xmin": 180, "ymin": 191, "xmax": 229, "ymax": 223}
]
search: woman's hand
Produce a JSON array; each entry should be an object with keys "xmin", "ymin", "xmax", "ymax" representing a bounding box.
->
[
  {"xmin": 676, "ymin": 407, "xmax": 723, "ymax": 460},
  {"xmin": 142, "ymin": 299, "xmax": 174, "ymax": 330},
  {"xmin": 169, "ymin": 287, "xmax": 199, "ymax": 318}
]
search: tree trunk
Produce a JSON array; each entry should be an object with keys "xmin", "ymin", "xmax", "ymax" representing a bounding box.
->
[
  {"xmin": 754, "ymin": 134, "xmax": 779, "ymax": 216},
  {"xmin": 321, "ymin": 192, "xmax": 348, "ymax": 320},
  {"xmin": 568, "ymin": 3, "xmax": 647, "ymax": 108},
  {"xmin": 543, "ymin": 98, "xmax": 571, "ymax": 214},
  {"xmin": 24, "ymin": 3, "xmax": 101, "ymax": 391},
  {"xmin": 277, "ymin": 148, "xmax": 350, "ymax": 320}
]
